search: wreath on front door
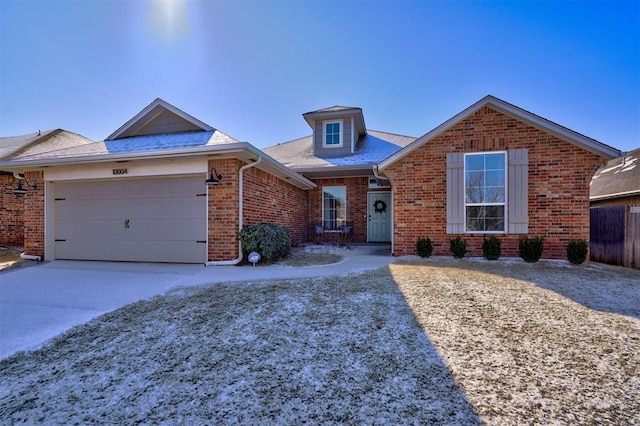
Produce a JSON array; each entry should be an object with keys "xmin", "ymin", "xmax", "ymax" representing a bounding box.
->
[{"xmin": 373, "ymin": 199, "xmax": 387, "ymax": 213}]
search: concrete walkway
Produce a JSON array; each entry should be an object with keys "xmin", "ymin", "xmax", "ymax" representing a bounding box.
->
[{"xmin": 0, "ymin": 246, "xmax": 394, "ymax": 359}]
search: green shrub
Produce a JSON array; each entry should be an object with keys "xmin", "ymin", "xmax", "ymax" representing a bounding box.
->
[
  {"xmin": 449, "ymin": 237, "xmax": 467, "ymax": 259},
  {"xmin": 566, "ymin": 239, "xmax": 588, "ymax": 264},
  {"xmin": 416, "ymin": 237, "xmax": 434, "ymax": 258},
  {"xmin": 239, "ymin": 223, "xmax": 291, "ymax": 262},
  {"xmin": 519, "ymin": 236, "xmax": 544, "ymax": 263},
  {"xmin": 482, "ymin": 235, "xmax": 501, "ymax": 260}
]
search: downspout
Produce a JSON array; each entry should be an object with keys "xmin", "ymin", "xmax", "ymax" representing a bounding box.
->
[
  {"xmin": 206, "ymin": 156, "xmax": 263, "ymax": 266},
  {"xmin": 20, "ymin": 253, "xmax": 42, "ymax": 261}
]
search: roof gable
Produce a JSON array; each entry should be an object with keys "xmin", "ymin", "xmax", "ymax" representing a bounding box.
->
[
  {"xmin": 106, "ymin": 98, "xmax": 214, "ymax": 140},
  {"xmin": 379, "ymin": 95, "xmax": 621, "ymax": 171}
]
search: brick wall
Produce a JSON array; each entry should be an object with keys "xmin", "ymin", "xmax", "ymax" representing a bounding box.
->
[
  {"xmin": 384, "ymin": 106, "xmax": 605, "ymax": 259},
  {"xmin": 0, "ymin": 173, "xmax": 25, "ymax": 246},
  {"xmin": 207, "ymin": 158, "xmax": 310, "ymax": 262},
  {"xmin": 243, "ymin": 165, "xmax": 309, "ymax": 245},
  {"xmin": 207, "ymin": 159, "xmax": 241, "ymax": 261},
  {"xmin": 23, "ymin": 171, "xmax": 45, "ymax": 258}
]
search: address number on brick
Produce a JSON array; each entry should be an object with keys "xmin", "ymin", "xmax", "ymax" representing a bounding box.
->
[{"xmin": 112, "ymin": 168, "xmax": 128, "ymax": 175}]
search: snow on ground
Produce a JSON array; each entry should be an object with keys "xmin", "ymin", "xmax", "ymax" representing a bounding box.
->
[{"xmin": 1, "ymin": 258, "xmax": 638, "ymax": 424}]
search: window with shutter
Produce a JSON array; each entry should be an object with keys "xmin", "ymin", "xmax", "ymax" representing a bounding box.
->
[{"xmin": 447, "ymin": 149, "xmax": 528, "ymax": 234}]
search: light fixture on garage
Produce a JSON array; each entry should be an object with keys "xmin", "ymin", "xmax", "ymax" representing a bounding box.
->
[
  {"xmin": 205, "ymin": 168, "xmax": 223, "ymax": 185},
  {"xmin": 13, "ymin": 177, "xmax": 37, "ymax": 195}
]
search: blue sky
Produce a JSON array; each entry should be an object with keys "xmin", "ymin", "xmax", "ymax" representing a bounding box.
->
[{"xmin": 1, "ymin": 0, "xmax": 638, "ymax": 152}]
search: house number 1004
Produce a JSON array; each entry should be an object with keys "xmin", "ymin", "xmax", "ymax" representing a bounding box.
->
[{"xmin": 112, "ymin": 168, "xmax": 128, "ymax": 175}]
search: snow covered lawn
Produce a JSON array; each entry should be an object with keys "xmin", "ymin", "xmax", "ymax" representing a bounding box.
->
[{"xmin": 1, "ymin": 259, "xmax": 638, "ymax": 424}]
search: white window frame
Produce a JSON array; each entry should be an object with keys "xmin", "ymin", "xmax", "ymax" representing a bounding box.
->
[
  {"xmin": 463, "ymin": 151, "xmax": 507, "ymax": 234},
  {"xmin": 322, "ymin": 185, "xmax": 346, "ymax": 231},
  {"xmin": 322, "ymin": 119, "xmax": 343, "ymax": 148}
]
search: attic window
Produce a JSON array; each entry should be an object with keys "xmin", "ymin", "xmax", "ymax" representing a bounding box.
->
[{"xmin": 323, "ymin": 120, "xmax": 343, "ymax": 148}]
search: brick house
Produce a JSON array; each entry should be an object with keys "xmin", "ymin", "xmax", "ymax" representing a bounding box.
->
[{"xmin": 0, "ymin": 96, "xmax": 621, "ymax": 263}]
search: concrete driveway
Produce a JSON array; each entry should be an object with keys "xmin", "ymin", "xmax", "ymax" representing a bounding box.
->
[{"xmin": 0, "ymin": 246, "xmax": 394, "ymax": 359}]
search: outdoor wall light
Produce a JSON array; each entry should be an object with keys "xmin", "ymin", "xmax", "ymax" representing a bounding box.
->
[
  {"xmin": 205, "ymin": 168, "xmax": 223, "ymax": 185},
  {"xmin": 13, "ymin": 178, "xmax": 37, "ymax": 195}
]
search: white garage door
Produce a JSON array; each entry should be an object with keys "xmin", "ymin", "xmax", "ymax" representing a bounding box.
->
[{"xmin": 53, "ymin": 176, "xmax": 207, "ymax": 263}]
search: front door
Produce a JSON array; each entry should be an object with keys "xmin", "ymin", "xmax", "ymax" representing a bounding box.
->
[{"xmin": 368, "ymin": 192, "xmax": 391, "ymax": 242}]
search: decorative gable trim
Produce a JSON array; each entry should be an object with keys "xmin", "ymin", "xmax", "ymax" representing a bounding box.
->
[
  {"xmin": 379, "ymin": 95, "xmax": 620, "ymax": 171},
  {"xmin": 106, "ymin": 98, "xmax": 214, "ymax": 141}
]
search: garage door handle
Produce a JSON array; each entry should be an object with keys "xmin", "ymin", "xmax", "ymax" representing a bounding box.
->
[{"xmin": 125, "ymin": 219, "xmax": 130, "ymax": 229}]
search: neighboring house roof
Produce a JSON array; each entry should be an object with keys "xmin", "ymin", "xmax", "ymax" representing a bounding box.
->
[
  {"xmin": 379, "ymin": 95, "xmax": 621, "ymax": 172},
  {"xmin": 590, "ymin": 147, "xmax": 640, "ymax": 201},
  {"xmin": 0, "ymin": 129, "xmax": 93, "ymax": 161},
  {"xmin": 263, "ymin": 130, "xmax": 416, "ymax": 178}
]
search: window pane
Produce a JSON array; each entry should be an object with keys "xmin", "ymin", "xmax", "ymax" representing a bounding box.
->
[
  {"xmin": 466, "ymin": 155, "xmax": 484, "ymax": 171},
  {"xmin": 466, "ymin": 206, "xmax": 505, "ymax": 232},
  {"xmin": 485, "ymin": 170, "xmax": 504, "ymax": 186},
  {"xmin": 484, "ymin": 153, "xmax": 505, "ymax": 170},
  {"xmin": 484, "ymin": 187, "xmax": 505, "ymax": 203},
  {"xmin": 323, "ymin": 186, "xmax": 346, "ymax": 231}
]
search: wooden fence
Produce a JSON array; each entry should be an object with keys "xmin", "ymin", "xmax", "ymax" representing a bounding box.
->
[{"xmin": 590, "ymin": 205, "xmax": 640, "ymax": 269}]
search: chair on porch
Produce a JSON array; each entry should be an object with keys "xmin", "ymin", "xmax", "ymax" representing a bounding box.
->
[
  {"xmin": 313, "ymin": 225, "xmax": 325, "ymax": 244},
  {"xmin": 339, "ymin": 224, "xmax": 353, "ymax": 247}
]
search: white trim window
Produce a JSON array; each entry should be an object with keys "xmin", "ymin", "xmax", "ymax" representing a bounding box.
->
[
  {"xmin": 464, "ymin": 152, "xmax": 506, "ymax": 233},
  {"xmin": 323, "ymin": 120, "xmax": 343, "ymax": 148},
  {"xmin": 322, "ymin": 186, "xmax": 346, "ymax": 231}
]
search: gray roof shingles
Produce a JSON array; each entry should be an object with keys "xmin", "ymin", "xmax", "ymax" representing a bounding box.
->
[
  {"xmin": 263, "ymin": 130, "xmax": 416, "ymax": 170},
  {"xmin": 3, "ymin": 130, "xmax": 239, "ymax": 161},
  {"xmin": 0, "ymin": 129, "xmax": 94, "ymax": 160},
  {"xmin": 590, "ymin": 147, "xmax": 640, "ymax": 200}
]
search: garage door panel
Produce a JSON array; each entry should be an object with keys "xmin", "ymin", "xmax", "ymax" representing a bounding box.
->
[
  {"xmin": 55, "ymin": 219, "xmax": 125, "ymax": 240},
  {"xmin": 55, "ymin": 240, "xmax": 205, "ymax": 263},
  {"xmin": 53, "ymin": 176, "xmax": 207, "ymax": 263}
]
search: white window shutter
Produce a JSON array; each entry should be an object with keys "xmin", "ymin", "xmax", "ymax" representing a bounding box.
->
[
  {"xmin": 446, "ymin": 153, "xmax": 465, "ymax": 234},
  {"xmin": 508, "ymin": 148, "xmax": 529, "ymax": 234}
]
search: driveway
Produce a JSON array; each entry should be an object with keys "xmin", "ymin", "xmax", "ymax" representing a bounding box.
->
[{"xmin": 0, "ymin": 246, "xmax": 393, "ymax": 359}]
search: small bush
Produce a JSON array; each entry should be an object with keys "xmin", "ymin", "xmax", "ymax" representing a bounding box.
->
[
  {"xmin": 239, "ymin": 223, "xmax": 292, "ymax": 262},
  {"xmin": 519, "ymin": 236, "xmax": 543, "ymax": 263},
  {"xmin": 482, "ymin": 235, "xmax": 501, "ymax": 260},
  {"xmin": 416, "ymin": 237, "xmax": 434, "ymax": 258},
  {"xmin": 567, "ymin": 239, "xmax": 588, "ymax": 264},
  {"xmin": 449, "ymin": 237, "xmax": 467, "ymax": 259}
]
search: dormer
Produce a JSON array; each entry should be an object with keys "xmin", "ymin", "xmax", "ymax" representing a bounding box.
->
[{"xmin": 302, "ymin": 106, "xmax": 367, "ymax": 158}]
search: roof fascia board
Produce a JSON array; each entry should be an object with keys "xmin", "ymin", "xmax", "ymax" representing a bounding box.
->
[
  {"xmin": 379, "ymin": 95, "xmax": 621, "ymax": 171},
  {"xmin": 0, "ymin": 142, "xmax": 316, "ymax": 190},
  {"xmin": 590, "ymin": 189, "xmax": 640, "ymax": 201},
  {"xmin": 303, "ymin": 108, "xmax": 363, "ymax": 128},
  {"xmin": 0, "ymin": 143, "xmax": 253, "ymax": 169},
  {"xmin": 106, "ymin": 98, "xmax": 214, "ymax": 140}
]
